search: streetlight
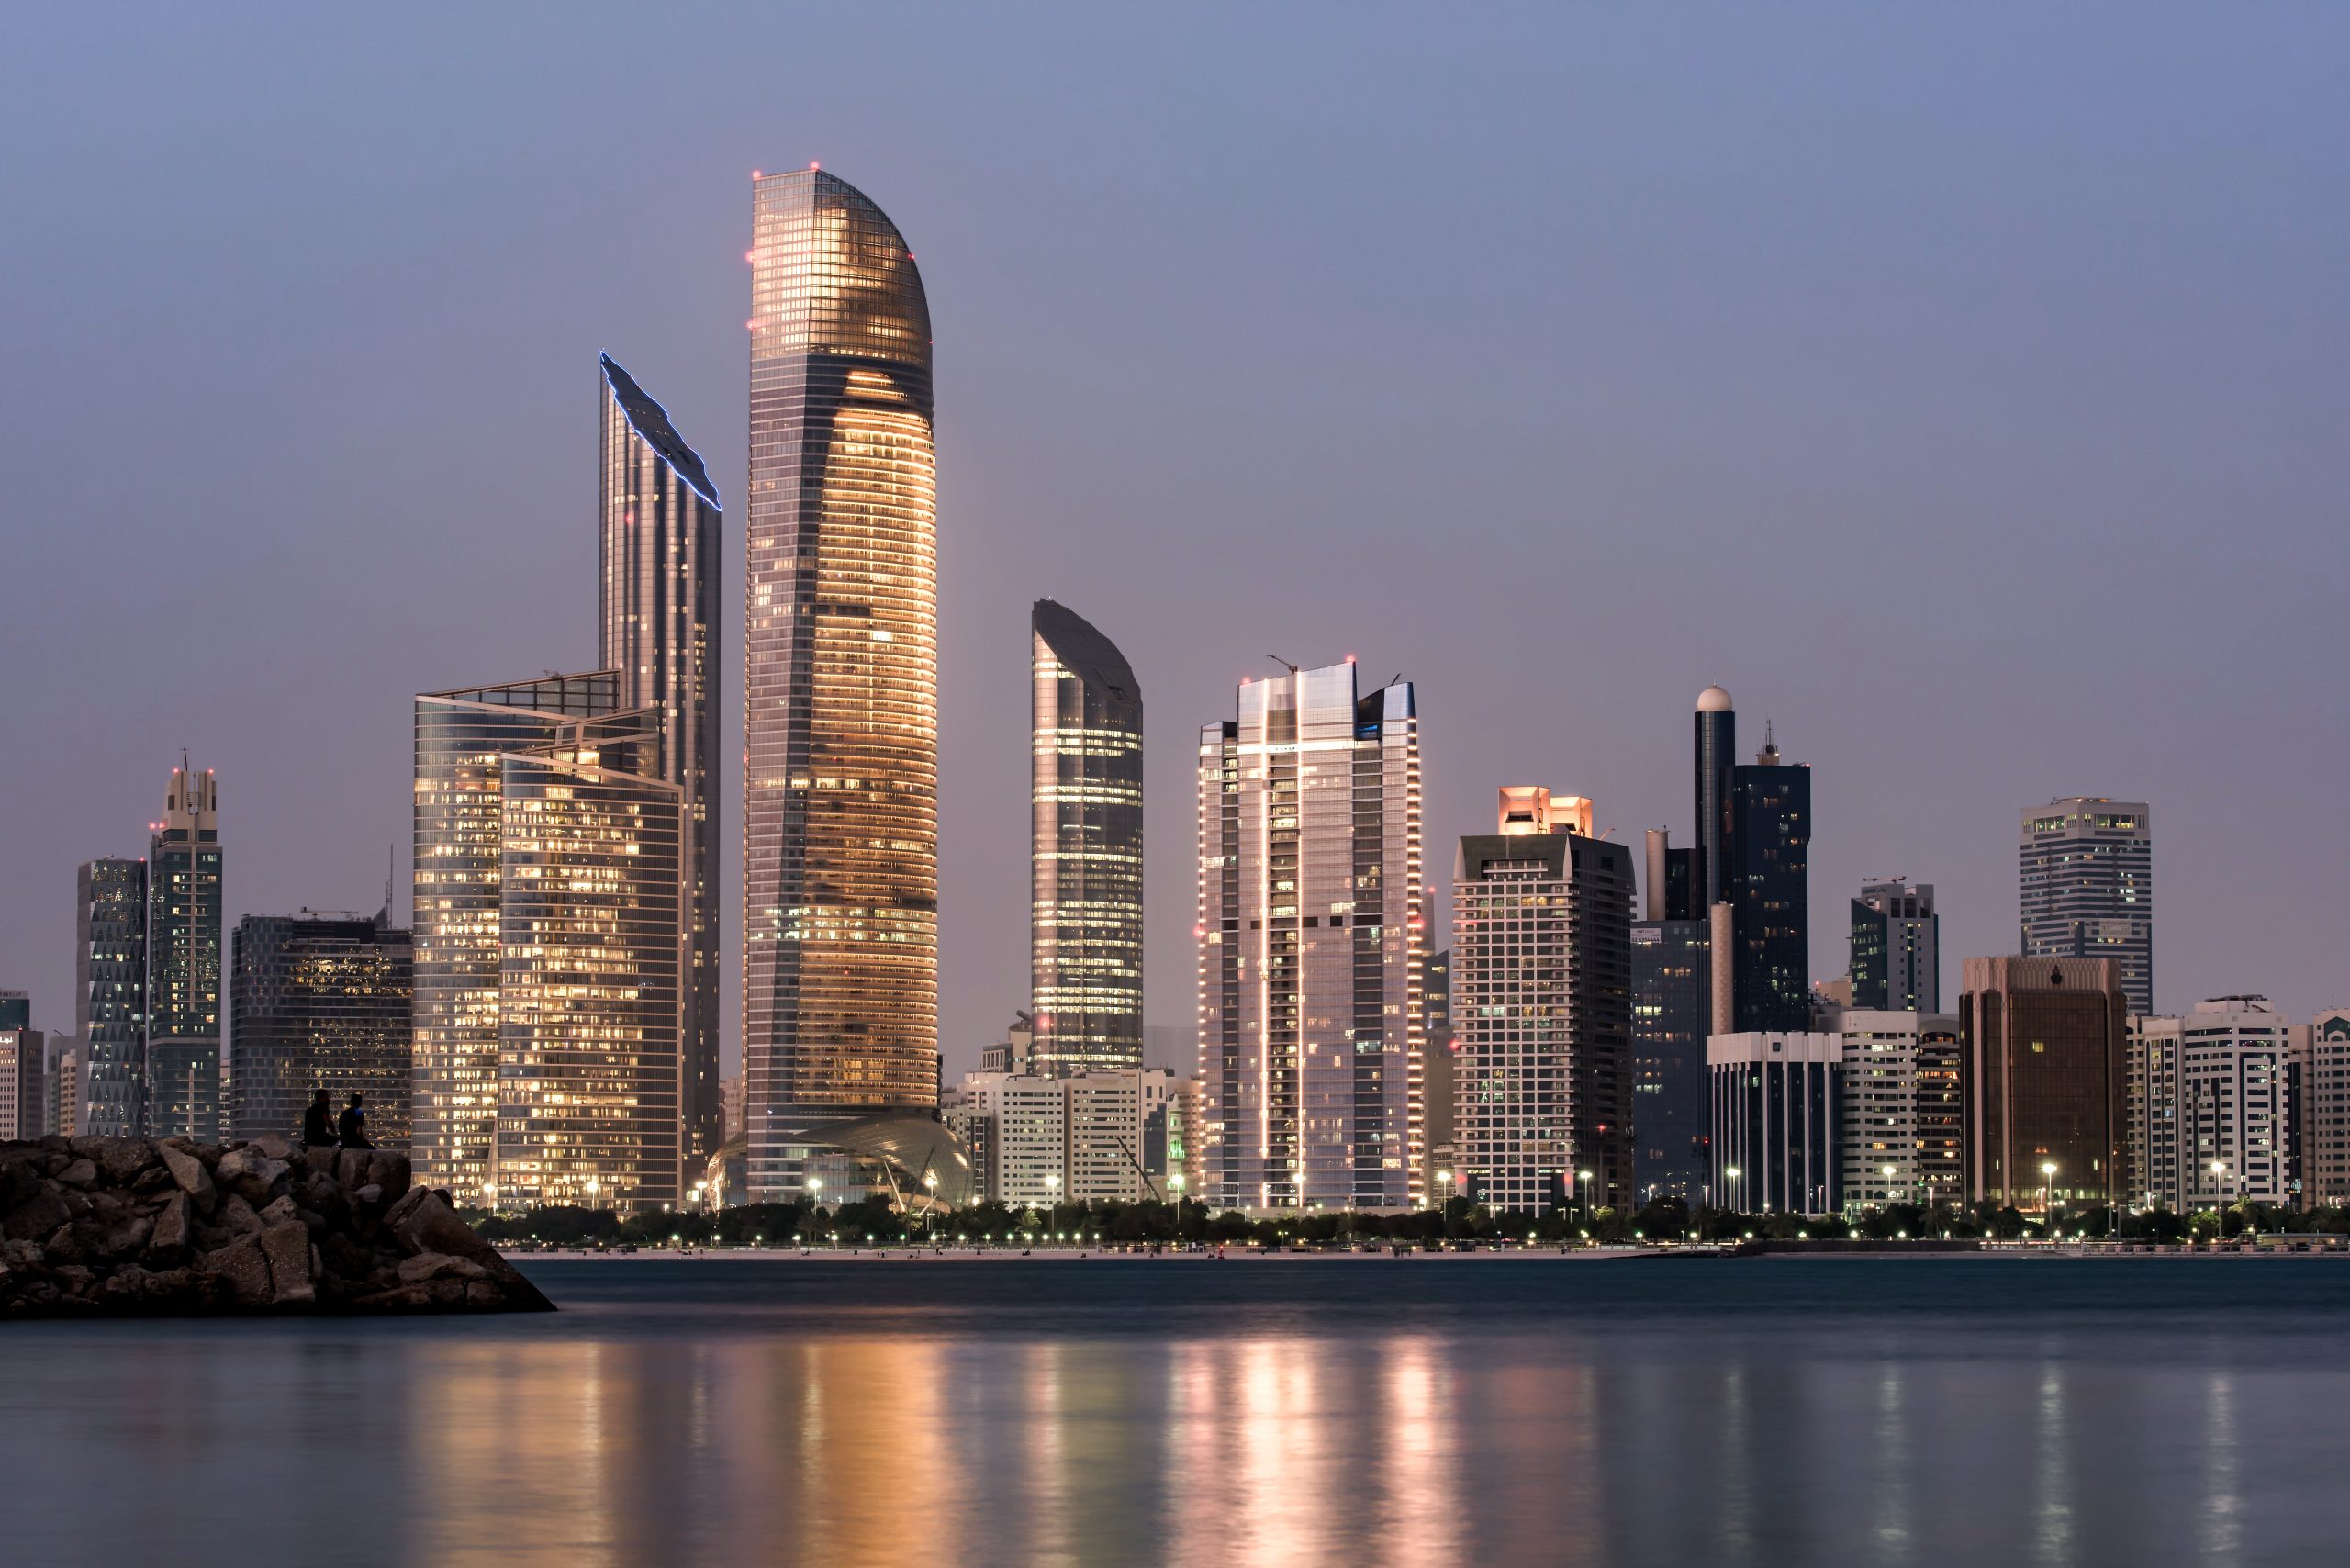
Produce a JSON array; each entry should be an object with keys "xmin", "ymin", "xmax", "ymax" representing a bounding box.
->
[
  {"xmin": 2042, "ymin": 1161, "xmax": 2058, "ymax": 1243},
  {"xmin": 1725, "ymin": 1166, "xmax": 1742, "ymax": 1223},
  {"xmin": 1046, "ymin": 1171, "xmax": 1061, "ymax": 1245},
  {"xmin": 923, "ymin": 1171, "xmax": 939, "ymax": 1242},
  {"xmin": 1169, "ymin": 1172, "xmax": 1187, "ymax": 1238},
  {"xmin": 1576, "ymin": 1169, "xmax": 1594, "ymax": 1232}
]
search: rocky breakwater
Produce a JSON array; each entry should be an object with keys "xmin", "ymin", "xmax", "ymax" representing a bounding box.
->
[{"xmin": 0, "ymin": 1135, "xmax": 554, "ymax": 1316}]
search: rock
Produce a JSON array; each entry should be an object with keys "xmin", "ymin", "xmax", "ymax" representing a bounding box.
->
[
  {"xmin": 217, "ymin": 1193, "xmax": 264, "ymax": 1237},
  {"xmin": 200, "ymin": 1238, "xmax": 274, "ymax": 1305},
  {"xmin": 256, "ymin": 1224, "xmax": 315, "ymax": 1305},
  {"xmin": 158, "ymin": 1143, "xmax": 217, "ymax": 1213},
  {"xmin": 3, "ymin": 1187, "xmax": 71, "ymax": 1242},
  {"xmin": 0, "ymin": 1159, "xmax": 40, "ymax": 1209},
  {"xmin": 148, "ymin": 1190, "xmax": 192, "ymax": 1259},
  {"xmin": 55, "ymin": 1159, "xmax": 98, "ymax": 1189},
  {"xmin": 397, "ymin": 1251, "xmax": 488, "ymax": 1285},
  {"xmin": 302, "ymin": 1147, "xmax": 339, "ymax": 1177},
  {"xmin": 103, "ymin": 1265, "xmax": 157, "ymax": 1302},
  {"xmin": 386, "ymin": 1187, "xmax": 556, "ymax": 1312},
  {"xmin": 353, "ymin": 1183, "xmax": 383, "ymax": 1205},
  {"xmin": 251, "ymin": 1133, "xmax": 296, "ymax": 1161},
  {"xmin": 365, "ymin": 1151, "xmax": 410, "ymax": 1203},
  {"xmin": 258, "ymin": 1195, "xmax": 300, "ymax": 1227},
  {"xmin": 217, "ymin": 1147, "xmax": 290, "ymax": 1197},
  {"xmin": 337, "ymin": 1148, "xmax": 372, "ymax": 1190},
  {"xmin": 87, "ymin": 1137, "xmax": 160, "ymax": 1185}
]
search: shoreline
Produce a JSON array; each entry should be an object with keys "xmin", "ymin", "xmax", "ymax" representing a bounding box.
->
[{"xmin": 509, "ymin": 1243, "xmax": 2350, "ymax": 1263}]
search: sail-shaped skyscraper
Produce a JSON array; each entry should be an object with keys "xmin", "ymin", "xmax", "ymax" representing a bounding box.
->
[{"xmin": 743, "ymin": 167, "xmax": 938, "ymax": 1200}]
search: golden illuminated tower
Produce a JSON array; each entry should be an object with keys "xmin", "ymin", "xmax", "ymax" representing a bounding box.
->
[{"xmin": 744, "ymin": 167, "xmax": 937, "ymax": 1199}]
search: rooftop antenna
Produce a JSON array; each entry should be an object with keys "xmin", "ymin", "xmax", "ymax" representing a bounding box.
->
[{"xmin": 383, "ymin": 844, "xmax": 396, "ymax": 924}]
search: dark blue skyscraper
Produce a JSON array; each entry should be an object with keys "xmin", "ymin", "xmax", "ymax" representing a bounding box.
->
[
  {"xmin": 1729, "ymin": 729, "xmax": 1810, "ymax": 1032},
  {"xmin": 1695, "ymin": 686, "xmax": 1735, "ymax": 909}
]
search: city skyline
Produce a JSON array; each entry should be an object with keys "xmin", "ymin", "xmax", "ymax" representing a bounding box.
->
[{"xmin": 4, "ymin": 10, "xmax": 2345, "ymax": 1079}]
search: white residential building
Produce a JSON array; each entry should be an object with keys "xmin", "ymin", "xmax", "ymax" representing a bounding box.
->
[
  {"xmin": 1837, "ymin": 1011, "xmax": 1964, "ymax": 1213},
  {"xmin": 2130, "ymin": 998, "xmax": 2293, "ymax": 1209},
  {"xmin": 2295, "ymin": 1009, "xmax": 2350, "ymax": 1208}
]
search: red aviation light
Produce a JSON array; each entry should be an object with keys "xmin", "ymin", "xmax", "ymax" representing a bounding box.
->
[{"xmin": 752, "ymin": 171, "xmax": 762, "ymax": 180}]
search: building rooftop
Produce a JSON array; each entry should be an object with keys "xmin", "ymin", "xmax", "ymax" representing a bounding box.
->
[{"xmin": 600, "ymin": 353, "xmax": 720, "ymax": 510}]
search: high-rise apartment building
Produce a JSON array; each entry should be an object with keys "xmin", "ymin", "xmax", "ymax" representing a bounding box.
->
[
  {"xmin": 599, "ymin": 353, "xmax": 722, "ymax": 1179},
  {"xmin": 1030, "ymin": 600, "xmax": 1144, "ymax": 1076},
  {"xmin": 146, "ymin": 767, "xmax": 222, "ymax": 1141},
  {"xmin": 1453, "ymin": 788, "xmax": 1634, "ymax": 1214},
  {"xmin": 229, "ymin": 911, "xmax": 414, "ymax": 1146},
  {"xmin": 744, "ymin": 167, "xmax": 939, "ymax": 1201},
  {"xmin": 2295, "ymin": 1008, "xmax": 2350, "ymax": 1207},
  {"xmin": 1960, "ymin": 956, "xmax": 2126, "ymax": 1213},
  {"xmin": 1198, "ymin": 660, "xmax": 1421, "ymax": 1212},
  {"xmin": 1837, "ymin": 1010, "xmax": 1963, "ymax": 1212},
  {"xmin": 44, "ymin": 1039, "xmax": 81, "ymax": 1138},
  {"xmin": 2021, "ymin": 799, "xmax": 2152, "ymax": 1015},
  {"xmin": 76, "ymin": 857, "xmax": 146, "ymax": 1137},
  {"xmin": 2128, "ymin": 998, "xmax": 2293, "ymax": 1210},
  {"xmin": 0, "ymin": 1011, "xmax": 44, "ymax": 1140},
  {"xmin": 413, "ymin": 674, "xmax": 683, "ymax": 1212},
  {"xmin": 1421, "ymin": 948, "xmax": 1458, "ymax": 1203},
  {"xmin": 1728, "ymin": 730, "xmax": 1811, "ymax": 1032},
  {"xmin": 1851, "ymin": 881, "xmax": 1939, "ymax": 1013},
  {"xmin": 1707, "ymin": 1031, "xmax": 1841, "ymax": 1214}
]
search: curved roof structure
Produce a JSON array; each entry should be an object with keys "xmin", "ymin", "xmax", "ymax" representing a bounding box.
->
[
  {"xmin": 796, "ymin": 1112, "xmax": 977, "ymax": 1208},
  {"xmin": 1033, "ymin": 599, "xmax": 1139, "ymax": 705},
  {"xmin": 599, "ymin": 353, "xmax": 720, "ymax": 510},
  {"xmin": 1696, "ymin": 684, "xmax": 1734, "ymax": 712}
]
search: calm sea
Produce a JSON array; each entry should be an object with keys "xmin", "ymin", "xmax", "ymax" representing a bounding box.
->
[{"xmin": 4, "ymin": 1256, "xmax": 2347, "ymax": 1567}]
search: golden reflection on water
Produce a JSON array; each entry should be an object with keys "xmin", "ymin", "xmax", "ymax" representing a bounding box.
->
[{"xmin": 387, "ymin": 1325, "xmax": 2286, "ymax": 1568}]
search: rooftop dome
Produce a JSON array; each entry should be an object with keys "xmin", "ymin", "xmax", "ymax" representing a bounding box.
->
[{"xmin": 1696, "ymin": 684, "xmax": 1734, "ymax": 712}]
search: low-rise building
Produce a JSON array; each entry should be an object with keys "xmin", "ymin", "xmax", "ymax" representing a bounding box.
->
[{"xmin": 1708, "ymin": 1031, "xmax": 1841, "ymax": 1215}]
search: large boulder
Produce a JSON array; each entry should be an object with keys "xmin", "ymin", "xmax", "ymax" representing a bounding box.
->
[{"xmin": 158, "ymin": 1143, "xmax": 216, "ymax": 1213}]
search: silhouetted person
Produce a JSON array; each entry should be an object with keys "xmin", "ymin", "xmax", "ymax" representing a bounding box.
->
[
  {"xmin": 337, "ymin": 1092, "xmax": 375, "ymax": 1149},
  {"xmin": 302, "ymin": 1089, "xmax": 336, "ymax": 1150}
]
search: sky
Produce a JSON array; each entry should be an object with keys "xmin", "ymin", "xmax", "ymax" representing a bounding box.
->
[{"xmin": 2, "ymin": 6, "xmax": 2344, "ymax": 1080}]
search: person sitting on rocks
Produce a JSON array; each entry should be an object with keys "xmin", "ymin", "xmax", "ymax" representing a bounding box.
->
[
  {"xmin": 337, "ymin": 1092, "xmax": 375, "ymax": 1150},
  {"xmin": 302, "ymin": 1088, "xmax": 336, "ymax": 1150}
]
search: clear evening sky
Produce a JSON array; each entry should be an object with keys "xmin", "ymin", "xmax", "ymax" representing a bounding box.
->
[{"xmin": 3, "ymin": 6, "xmax": 2344, "ymax": 1078}]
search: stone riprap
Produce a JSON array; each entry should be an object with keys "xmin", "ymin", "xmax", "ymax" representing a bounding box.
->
[{"xmin": 0, "ymin": 1136, "xmax": 554, "ymax": 1316}]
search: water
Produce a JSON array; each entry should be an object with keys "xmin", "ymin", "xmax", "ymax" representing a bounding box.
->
[{"xmin": 4, "ymin": 1255, "xmax": 2348, "ymax": 1567}]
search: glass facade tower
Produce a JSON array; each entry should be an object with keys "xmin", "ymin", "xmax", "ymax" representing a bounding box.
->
[
  {"xmin": 1197, "ymin": 661, "xmax": 1422, "ymax": 1212},
  {"xmin": 230, "ymin": 911, "xmax": 414, "ymax": 1146},
  {"xmin": 1030, "ymin": 599, "xmax": 1143, "ymax": 1077},
  {"xmin": 744, "ymin": 168, "xmax": 938, "ymax": 1198},
  {"xmin": 76, "ymin": 857, "xmax": 147, "ymax": 1137},
  {"xmin": 2020, "ymin": 798, "xmax": 2152, "ymax": 1015},
  {"xmin": 599, "ymin": 353, "xmax": 722, "ymax": 1176},
  {"xmin": 1729, "ymin": 734, "xmax": 1812, "ymax": 1032},
  {"xmin": 146, "ymin": 767, "xmax": 222, "ymax": 1140}
]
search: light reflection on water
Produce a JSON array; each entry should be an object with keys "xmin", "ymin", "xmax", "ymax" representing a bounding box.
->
[{"xmin": 3, "ymin": 1260, "xmax": 2347, "ymax": 1568}]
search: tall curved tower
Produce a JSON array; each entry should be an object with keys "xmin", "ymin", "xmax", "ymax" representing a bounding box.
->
[
  {"xmin": 1030, "ymin": 600, "xmax": 1143, "ymax": 1077},
  {"xmin": 744, "ymin": 168, "xmax": 937, "ymax": 1199},
  {"xmin": 599, "ymin": 353, "xmax": 720, "ymax": 1183}
]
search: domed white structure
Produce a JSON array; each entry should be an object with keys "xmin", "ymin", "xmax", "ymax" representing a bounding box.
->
[{"xmin": 1696, "ymin": 684, "xmax": 1734, "ymax": 712}]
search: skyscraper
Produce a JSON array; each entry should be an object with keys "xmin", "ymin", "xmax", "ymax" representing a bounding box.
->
[
  {"xmin": 2020, "ymin": 799, "xmax": 2153, "ymax": 1014},
  {"xmin": 1837, "ymin": 1009, "xmax": 1963, "ymax": 1211},
  {"xmin": 1631, "ymin": 914, "xmax": 1711, "ymax": 1202},
  {"xmin": 1198, "ymin": 660, "xmax": 1422, "ymax": 1212},
  {"xmin": 1728, "ymin": 729, "xmax": 1811, "ymax": 1031},
  {"xmin": 146, "ymin": 766, "xmax": 222, "ymax": 1140},
  {"xmin": 229, "ymin": 910, "xmax": 414, "ymax": 1146},
  {"xmin": 1453, "ymin": 788, "xmax": 1635, "ymax": 1214},
  {"xmin": 75, "ymin": 857, "xmax": 146, "ymax": 1137},
  {"xmin": 600, "ymin": 353, "xmax": 722, "ymax": 1177},
  {"xmin": 1708, "ymin": 1030, "xmax": 1841, "ymax": 1215},
  {"xmin": 744, "ymin": 167, "xmax": 938, "ymax": 1200},
  {"xmin": 1851, "ymin": 880, "xmax": 1940, "ymax": 1013},
  {"xmin": 1030, "ymin": 599, "xmax": 1144, "ymax": 1077},
  {"xmin": 413, "ymin": 673, "xmax": 684, "ymax": 1211},
  {"xmin": 1960, "ymin": 955, "xmax": 2126, "ymax": 1213}
]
